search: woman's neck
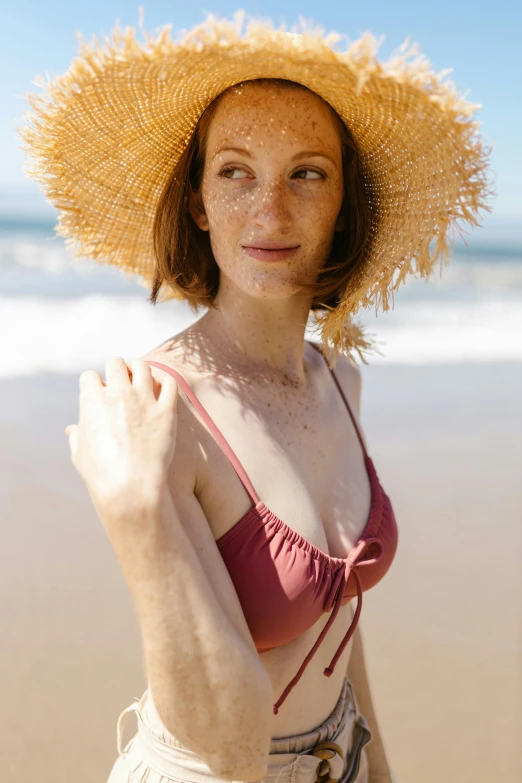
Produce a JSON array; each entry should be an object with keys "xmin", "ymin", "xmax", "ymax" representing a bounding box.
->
[{"xmin": 197, "ymin": 293, "xmax": 312, "ymax": 386}]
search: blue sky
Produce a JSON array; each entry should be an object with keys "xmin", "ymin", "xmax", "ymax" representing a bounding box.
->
[{"xmin": 3, "ymin": 1, "xmax": 520, "ymax": 239}]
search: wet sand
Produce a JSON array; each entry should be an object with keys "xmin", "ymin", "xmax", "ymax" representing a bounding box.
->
[{"xmin": 1, "ymin": 362, "xmax": 521, "ymax": 783}]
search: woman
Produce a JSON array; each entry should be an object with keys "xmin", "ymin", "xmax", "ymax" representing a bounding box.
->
[{"xmin": 18, "ymin": 11, "xmax": 493, "ymax": 783}]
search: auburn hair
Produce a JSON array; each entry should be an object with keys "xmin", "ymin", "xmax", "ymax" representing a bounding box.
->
[{"xmin": 149, "ymin": 78, "xmax": 371, "ymax": 317}]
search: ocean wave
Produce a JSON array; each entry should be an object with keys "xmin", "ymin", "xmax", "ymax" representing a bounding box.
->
[{"xmin": 1, "ymin": 294, "xmax": 521, "ymax": 377}]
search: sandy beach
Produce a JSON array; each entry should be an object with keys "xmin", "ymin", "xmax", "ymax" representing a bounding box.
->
[{"xmin": 1, "ymin": 361, "xmax": 521, "ymax": 783}]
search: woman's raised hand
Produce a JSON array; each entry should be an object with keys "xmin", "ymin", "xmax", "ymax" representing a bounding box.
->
[{"xmin": 65, "ymin": 357, "xmax": 178, "ymax": 516}]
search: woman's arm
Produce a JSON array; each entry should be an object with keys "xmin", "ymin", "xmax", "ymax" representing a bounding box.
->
[
  {"xmin": 347, "ymin": 622, "xmax": 395, "ymax": 783},
  {"xmin": 98, "ymin": 484, "xmax": 273, "ymax": 782}
]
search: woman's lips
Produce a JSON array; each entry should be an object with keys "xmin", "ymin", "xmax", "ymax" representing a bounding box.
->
[{"xmin": 242, "ymin": 246, "xmax": 300, "ymax": 262}]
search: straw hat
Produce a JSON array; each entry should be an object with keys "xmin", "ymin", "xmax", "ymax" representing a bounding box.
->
[{"xmin": 16, "ymin": 9, "xmax": 495, "ymax": 363}]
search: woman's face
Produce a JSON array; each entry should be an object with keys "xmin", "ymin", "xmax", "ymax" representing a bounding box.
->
[{"xmin": 189, "ymin": 82, "xmax": 346, "ymax": 302}]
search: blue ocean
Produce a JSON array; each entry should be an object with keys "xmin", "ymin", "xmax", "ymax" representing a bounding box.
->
[{"xmin": 1, "ymin": 217, "xmax": 521, "ymax": 378}]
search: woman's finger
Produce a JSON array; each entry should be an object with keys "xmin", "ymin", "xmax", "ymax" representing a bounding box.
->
[
  {"xmin": 129, "ymin": 359, "xmax": 154, "ymax": 396},
  {"xmin": 104, "ymin": 356, "xmax": 131, "ymax": 388},
  {"xmin": 159, "ymin": 370, "xmax": 178, "ymax": 406},
  {"xmin": 78, "ymin": 368, "xmax": 104, "ymax": 393}
]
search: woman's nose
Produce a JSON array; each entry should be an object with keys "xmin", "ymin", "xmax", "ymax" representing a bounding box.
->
[{"xmin": 249, "ymin": 180, "xmax": 292, "ymax": 227}]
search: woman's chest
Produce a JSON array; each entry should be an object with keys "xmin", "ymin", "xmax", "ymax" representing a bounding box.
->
[{"xmin": 176, "ymin": 383, "xmax": 372, "ymax": 561}]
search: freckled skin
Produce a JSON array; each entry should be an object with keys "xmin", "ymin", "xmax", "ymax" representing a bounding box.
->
[
  {"xmin": 189, "ymin": 81, "xmax": 345, "ymax": 381},
  {"xmin": 147, "ymin": 82, "xmax": 371, "ymax": 737},
  {"xmin": 185, "ymin": 81, "xmax": 347, "ymax": 458}
]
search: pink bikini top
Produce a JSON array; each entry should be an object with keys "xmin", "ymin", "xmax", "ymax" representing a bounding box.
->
[{"xmin": 146, "ymin": 342, "xmax": 398, "ymax": 715}]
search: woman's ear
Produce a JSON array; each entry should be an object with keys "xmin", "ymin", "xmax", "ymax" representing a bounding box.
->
[{"xmin": 188, "ymin": 186, "xmax": 209, "ymax": 231}]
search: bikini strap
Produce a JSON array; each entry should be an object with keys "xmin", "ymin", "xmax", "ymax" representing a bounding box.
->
[
  {"xmin": 308, "ymin": 342, "xmax": 369, "ymax": 459},
  {"xmin": 145, "ymin": 360, "xmax": 260, "ymax": 506}
]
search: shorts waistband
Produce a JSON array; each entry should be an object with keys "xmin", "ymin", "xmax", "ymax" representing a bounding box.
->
[{"xmin": 114, "ymin": 676, "xmax": 371, "ymax": 783}]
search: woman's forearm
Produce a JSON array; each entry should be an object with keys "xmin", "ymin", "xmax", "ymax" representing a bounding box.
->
[{"xmin": 99, "ymin": 486, "xmax": 273, "ymax": 781}]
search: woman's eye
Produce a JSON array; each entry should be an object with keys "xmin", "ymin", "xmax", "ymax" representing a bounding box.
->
[
  {"xmin": 293, "ymin": 169, "xmax": 324, "ymax": 180},
  {"xmin": 219, "ymin": 166, "xmax": 247, "ymax": 179},
  {"xmin": 218, "ymin": 167, "xmax": 324, "ymax": 180}
]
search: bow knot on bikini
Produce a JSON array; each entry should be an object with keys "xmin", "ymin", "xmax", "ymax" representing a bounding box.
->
[{"xmin": 273, "ymin": 536, "xmax": 384, "ymax": 714}]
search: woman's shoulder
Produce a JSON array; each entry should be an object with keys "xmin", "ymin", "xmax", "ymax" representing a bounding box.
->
[
  {"xmin": 138, "ymin": 332, "xmax": 204, "ymax": 384},
  {"xmin": 309, "ymin": 341, "xmax": 362, "ymax": 418},
  {"xmin": 331, "ymin": 355, "xmax": 362, "ymax": 420},
  {"xmin": 136, "ymin": 338, "xmax": 212, "ymax": 505},
  {"xmin": 333, "ymin": 350, "xmax": 362, "ymax": 386}
]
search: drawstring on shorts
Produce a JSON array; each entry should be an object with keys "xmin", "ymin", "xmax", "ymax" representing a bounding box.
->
[{"xmin": 116, "ymin": 698, "xmax": 141, "ymax": 757}]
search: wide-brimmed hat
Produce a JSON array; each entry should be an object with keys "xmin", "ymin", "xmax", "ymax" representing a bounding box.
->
[{"xmin": 16, "ymin": 9, "xmax": 495, "ymax": 362}]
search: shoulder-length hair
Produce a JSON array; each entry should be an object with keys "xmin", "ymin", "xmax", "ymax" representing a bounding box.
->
[{"xmin": 149, "ymin": 78, "xmax": 371, "ymax": 318}]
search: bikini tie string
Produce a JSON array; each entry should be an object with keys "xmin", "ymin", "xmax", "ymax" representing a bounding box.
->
[{"xmin": 272, "ymin": 537, "xmax": 384, "ymax": 715}]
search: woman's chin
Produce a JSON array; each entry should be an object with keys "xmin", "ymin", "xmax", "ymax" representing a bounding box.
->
[
  {"xmin": 217, "ymin": 263, "xmax": 312, "ymax": 301},
  {"xmin": 240, "ymin": 280, "xmax": 303, "ymax": 300}
]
